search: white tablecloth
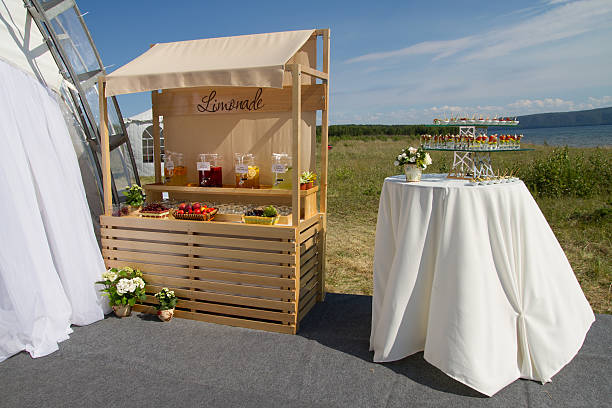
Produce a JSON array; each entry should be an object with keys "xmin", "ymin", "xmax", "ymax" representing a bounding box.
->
[{"xmin": 370, "ymin": 174, "xmax": 595, "ymax": 396}]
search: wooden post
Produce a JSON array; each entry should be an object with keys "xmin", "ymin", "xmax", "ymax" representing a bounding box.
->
[
  {"xmin": 320, "ymin": 29, "xmax": 330, "ymax": 214},
  {"xmin": 318, "ymin": 29, "xmax": 330, "ymax": 301},
  {"xmin": 293, "ymin": 228, "xmax": 300, "ymax": 332},
  {"xmin": 98, "ymin": 78, "xmax": 112, "ymax": 215},
  {"xmin": 152, "ymin": 91, "xmax": 162, "ymax": 184},
  {"xmin": 291, "ymin": 64, "xmax": 302, "ymax": 228}
]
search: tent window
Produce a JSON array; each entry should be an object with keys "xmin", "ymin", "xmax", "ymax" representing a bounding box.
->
[{"xmin": 142, "ymin": 126, "xmax": 164, "ymax": 163}]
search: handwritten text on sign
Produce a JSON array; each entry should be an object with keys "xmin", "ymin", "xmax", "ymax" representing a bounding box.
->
[{"xmin": 197, "ymin": 88, "xmax": 264, "ymax": 113}]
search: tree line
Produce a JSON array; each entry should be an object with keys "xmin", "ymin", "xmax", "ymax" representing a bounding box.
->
[{"xmin": 316, "ymin": 124, "xmax": 459, "ymax": 141}]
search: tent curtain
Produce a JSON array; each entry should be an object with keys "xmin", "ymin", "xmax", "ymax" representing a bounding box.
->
[{"xmin": 0, "ymin": 60, "xmax": 107, "ymax": 362}]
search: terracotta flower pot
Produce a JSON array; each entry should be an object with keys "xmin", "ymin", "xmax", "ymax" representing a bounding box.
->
[
  {"xmin": 157, "ymin": 308, "xmax": 175, "ymax": 322},
  {"xmin": 404, "ymin": 164, "xmax": 422, "ymax": 182},
  {"xmin": 300, "ymin": 182, "xmax": 313, "ymax": 190},
  {"xmin": 113, "ymin": 304, "xmax": 132, "ymax": 318}
]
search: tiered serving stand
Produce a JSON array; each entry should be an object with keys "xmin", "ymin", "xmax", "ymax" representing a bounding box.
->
[{"xmin": 421, "ymin": 121, "xmax": 533, "ymax": 179}]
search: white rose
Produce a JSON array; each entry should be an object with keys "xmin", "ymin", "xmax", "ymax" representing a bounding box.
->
[
  {"xmin": 401, "ymin": 153, "xmax": 407, "ymax": 158},
  {"xmin": 408, "ymin": 147, "xmax": 417, "ymax": 154},
  {"xmin": 397, "ymin": 155, "xmax": 402, "ymax": 161},
  {"xmin": 409, "ymin": 156, "xmax": 416, "ymax": 163}
]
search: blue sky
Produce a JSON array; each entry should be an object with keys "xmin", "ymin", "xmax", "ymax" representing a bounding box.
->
[{"xmin": 81, "ymin": 0, "xmax": 612, "ymax": 124}]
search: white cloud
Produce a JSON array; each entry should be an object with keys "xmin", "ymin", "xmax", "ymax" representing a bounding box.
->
[
  {"xmin": 345, "ymin": 0, "xmax": 612, "ymax": 64},
  {"xmin": 346, "ymin": 37, "xmax": 473, "ymax": 64}
]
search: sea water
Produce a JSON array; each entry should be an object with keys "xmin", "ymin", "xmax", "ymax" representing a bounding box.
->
[{"xmin": 509, "ymin": 125, "xmax": 612, "ymax": 147}]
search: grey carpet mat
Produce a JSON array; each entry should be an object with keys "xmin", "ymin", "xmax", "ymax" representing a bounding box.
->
[{"xmin": 1, "ymin": 293, "xmax": 610, "ymax": 407}]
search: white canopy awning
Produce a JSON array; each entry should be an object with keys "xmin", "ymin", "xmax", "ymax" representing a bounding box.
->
[{"xmin": 105, "ymin": 29, "xmax": 315, "ymax": 96}]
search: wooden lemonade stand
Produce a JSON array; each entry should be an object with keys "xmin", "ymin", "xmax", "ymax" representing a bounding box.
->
[{"xmin": 98, "ymin": 29, "xmax": 330, "ymax": 334}]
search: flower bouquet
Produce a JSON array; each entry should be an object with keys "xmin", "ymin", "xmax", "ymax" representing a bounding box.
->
[
  {"xmin": 154, "ymin": 287, "xmax": 178, "ymax": 322},
  {"xmin": 394, "ymin": 146, "xmax": 432, "ymax": 182},
  {"xmin": 97, "ymin": 267, "xmax": 147, "ymax": 317}
]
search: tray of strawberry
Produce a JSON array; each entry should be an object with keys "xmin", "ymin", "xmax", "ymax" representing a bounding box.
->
[
  {"xmin": 139, "ymin": 202, "xmax": 170, "ymax": 218},
  {"xmin": 171, "ymin": 202, "xmax": 218, "ymax": 221}
]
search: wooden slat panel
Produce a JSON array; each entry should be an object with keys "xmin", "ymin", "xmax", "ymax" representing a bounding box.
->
[
  {"xmin": 155, "ymin": 85, "xmax": 325, "ymax": 116},
  {"xmin": 299, "ymin": 223, "xmax": 320, "ymax": 243},
  {"xmin": 101, "ymin": 239, "xmax": 295, "ymax": 265},
  {"xmin": 144, "ymin": 295, "xmax": 294, "ymax": 324},
  {"xmin": 100, "ymin": 215, "xmax": 295, "ymax": 239},
  {"xmin": 300, "ymin": 279, "xmax": 319, "ymax": 302},
  {"xmin": 145, "ymin": 284, "xmax": 295, "ymax": 313},
  {"xmin": 105, "ymin": 259, "xmax": 295, "ymax": 288},
  {"xmin": 133, "ymin": 305, "xmax": 296, "ymax": 334},
  {"xmin": 299, "ymin": 215, "xmax": 320, "ymax": 232},
  {"xmin": 300, "ymin": 266, "xmax": 317, "ymax": 289},
  {"xmin": 102, "ymin": 249, "xmax": 295, "ymax": 276},
  {"xmin": 300, "ymin": 255, "xmax": 317, "ymax": 273},
  {"xmin": 299, "ymin": 290, "xmax": 318, "ymax": 321},
  {"xmin": 300, "ymin": 247, "xmax": 317, "ymax": 267},
  {"xmin": 300, "ymin": 236, "xmax": 316, "ymax": 255},
  {"xmin": 301, "ymin": 275, "xmax": 318, "ymax": 298},
  {"xmin": 143, "ymin": 274, "xmax": 295, "ymax": 300},
  {"xmin": 100, "ymin": 228, "xmax": 295, "ymax": 252}
]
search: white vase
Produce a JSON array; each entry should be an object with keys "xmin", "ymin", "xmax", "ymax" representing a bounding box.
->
[{"xmin": 404, "ymin": 164, "xmax": 422, "ymax": 182}]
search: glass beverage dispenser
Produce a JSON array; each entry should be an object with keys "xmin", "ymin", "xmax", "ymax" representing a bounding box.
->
[
  {"xmin": 198, "ymin": 153, "xmax": 223, "ymax": 187},
  {"xmin": 234, "ymin": 153, "xmax": 259, "ymax": 188},
  {"xmin": 271, "ymin": 153, "xmax": 292, "ymax": 189}
]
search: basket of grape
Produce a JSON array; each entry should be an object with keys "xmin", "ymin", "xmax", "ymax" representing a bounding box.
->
[
  {"xmin": 139, "ymin": 202, "xmax": 169, "ymax": 218},
  {"xmin": 171, "ymin": 202, "xmax": 217, "ymax": 221},
  {"xmin": 243, "ymin": 206, "xmax": 280, "ymax": 225}
]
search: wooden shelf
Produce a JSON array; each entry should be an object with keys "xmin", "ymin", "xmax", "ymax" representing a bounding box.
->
[{"xmin": 143, "ymin": 183, "xmax": 318, "ymax": 197}]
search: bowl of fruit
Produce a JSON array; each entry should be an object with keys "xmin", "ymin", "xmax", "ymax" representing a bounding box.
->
[
  {"xmin": 139, "ymin": 202, "xmax": 170, "ymax": 218},
  {"xmin": 243, "ymin": 206, "xmax": 280, "ymax": 225},
  {"xmin": 172, "ymin": 202, "xmax": 218, "ymax": 221}
]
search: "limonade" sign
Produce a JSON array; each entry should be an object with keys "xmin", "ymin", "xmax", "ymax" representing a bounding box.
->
[{"xmin": 197, "ymin": 88, "xmax": 264, "ymax": 113}]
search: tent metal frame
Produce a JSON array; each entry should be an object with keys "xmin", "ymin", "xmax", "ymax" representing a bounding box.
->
[{"xmin": 23, "ymin": 0, "xmax": 140, "ymax": 206}]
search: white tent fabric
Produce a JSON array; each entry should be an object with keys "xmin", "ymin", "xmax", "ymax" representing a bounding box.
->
[
  {"xmin": 127, "ymin": 109, "xmax": 156, "ymax": 122},
  {"xmin": 105, "ymin": 29, "xmax": 315, "ymax": 96},
  {"xmin": 0, "ymin": 0, "xmax": 64, "ymax": 92},
  {"xmin": 125, "ymin": 109, "xmax": 164, "ymax": 177},
  {"xmin": 0, "ymin": 60, "xmax": 107, "ymax": 362}
]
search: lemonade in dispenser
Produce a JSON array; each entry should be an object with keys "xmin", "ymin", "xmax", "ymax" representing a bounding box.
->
[
  {"xmin": 271, "ymin": 153, "xmax": 293, "ymax": 190},
  {"xmin": 234, "ymin": 153, "xmax": 259, "ymax": 188}
]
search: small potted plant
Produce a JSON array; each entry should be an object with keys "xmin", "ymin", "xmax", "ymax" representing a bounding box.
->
[
  {"xmin": 394, "ymin": 146, "xmax": 432, "ymax": 182},
  {"xmin": 154, "ymin": 287, "xmax": 178, "ymax": 322},
  {"xmin": 123, "ymin": 184, "xmax": 145, "ymax": 213},
  {"xmin": 96, "ymin": 267, "xmax": 147, "ymax": 317},
  {"xmin": 299, "ymin": 171, "xmax": 317, "ymax": 190}
]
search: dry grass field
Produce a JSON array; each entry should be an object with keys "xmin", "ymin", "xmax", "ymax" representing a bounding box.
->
[{"xmin": 321, "ymin": 139, "xmax": 611, "ymax": 314}]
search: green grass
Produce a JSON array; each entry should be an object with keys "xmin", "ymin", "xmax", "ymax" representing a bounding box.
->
[{"xmin": 320, "ymin": 138, "xmax": 611, "ymax": 314}]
